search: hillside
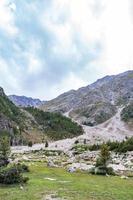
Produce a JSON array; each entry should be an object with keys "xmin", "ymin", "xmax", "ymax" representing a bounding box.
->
[
  {"xmin": 0, "ymin": 87, "xmax": 25, "ymax": 131},
  {"xmin": 0, "ymin": 88, "xmax": 83, "ymax": 144},
  {"xmin": 121, "ymin": 102, "xmax": 133, "ymax": 125},
  {"xmin": 24, "ymin": 107, "xmax": 83, "ymax": 140},
  {"xmin": 40, "ymin": 71, "xmax": 133, "ymax": 126},
  {"xmin": 8, "ymin": 95, "xmax": 45, "ymax": 107}
]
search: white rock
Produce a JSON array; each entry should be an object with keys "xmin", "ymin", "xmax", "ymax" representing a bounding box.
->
[{"xmin": 121, "ymin": 175, "xmax": 128, "ymax": 179}]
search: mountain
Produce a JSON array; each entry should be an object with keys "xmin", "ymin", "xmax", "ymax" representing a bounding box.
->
[
  {"xmin": 24, "ymin": 107, "xmax": 83, "ymax": 140},
  {"xmin": 0, "ymin": 88, "xmax": 83, "ymax": 144},
  {"xmin": 0, "ymin": 70, "xmax": 132, "ymax": 146},
  {"xmin": 8, "ymin": 95, "xmax": 45, "ymax": 107},
  {"xmin": 40, "ymin": 70, "xmax": 133, "ymax": 126},
  {"xmin": 0, "ymin": 88, "xmax": 25, "ymax": 133}
]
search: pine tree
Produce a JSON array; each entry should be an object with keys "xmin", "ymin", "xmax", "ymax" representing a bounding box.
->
[
  {"xmin": 96, "ymin": 144, "xmax": 110, "ymax": 167},
  {"xmin": 0, "ymin": 135, "xmax": 10, "ymax": 160}
]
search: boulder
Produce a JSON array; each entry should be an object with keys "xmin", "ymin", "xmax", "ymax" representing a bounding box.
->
[
  {"xmin": 121, "ymin": 175, "xmax": 128, "ymax": 179},
  {"xmin": 67, "ymin": 166, "xmax": 76, "ymax": 173}
]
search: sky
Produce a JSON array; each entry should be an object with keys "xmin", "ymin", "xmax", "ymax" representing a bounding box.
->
[{"xmin": 0, "ymin": 0, "xmax": 133, "ymax": 100}]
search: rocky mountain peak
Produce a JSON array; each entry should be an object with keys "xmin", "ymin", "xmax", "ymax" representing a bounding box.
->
[
  {"xmin": 8, "ymin": 95, "xmax": 45, "ymax": 107},
  {"xmin": 40, "ymin": 70, "xmax": 133, "ymax": 125}
]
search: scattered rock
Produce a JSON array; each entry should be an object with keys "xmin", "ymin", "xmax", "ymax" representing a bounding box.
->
[
  {"xmin": 67, "ymin": 166, "xmax": 76, "ymax": 173},
  {"xmin": 44, "ymin": 178, "xmax": 56, "ymax": 181},
  {"xmin": 44, "ymin": 193, "xmax": 65, "ymax": 200},
  {"xmin": 121, "ymin": 175, "xmax": 129, "ymax": 179},
  {"xmin": 47, "ymin": 160, "xmax": 56, "ymax": 167}
]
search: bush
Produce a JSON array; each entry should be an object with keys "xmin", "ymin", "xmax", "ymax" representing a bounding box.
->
[
  {"xmin": 89, "ymin": 166, "xmax": 115, "ymax": 176},
  {"xmin": 88, "ymin": 137, "xmax": 133, "ymax": 153},
  {"xmin": 28, "ymin": 141, "xmax": 33, "ymax": 147},
  {"xmin": 0, "ymin": 166, "xmax": 29, "ymax": 184},
  {"xmin": 45, "ymin": 141, "xmax": 49, "ymax": 148},
  {"xmin": 90, "ymin": 144, "xmax": 115, "ymax": 176},
  {"xmin": 106, "ymin": 167, "xmax": 115, "ymax": 175},
  {"xmin": 82, "ymin": 121, "xmax": 94, "ymax": 126},
  {"xmin": 16, "ymin": 163, "xmax": 29, "ymax": 173},
  {"xmin": 83, "ymin": 139, "xmax": 87, "ymax": 144},
  {"xmin": 74, "ymin": 140, "xmax": 79, "ymax": 144},
  {"xmin": 89, "ymin": 144, "xmax": 100, "ymax": 151},
  {"xmin": 95, "ymin": 166, "xmax": 107, "ymax": 175},
  {"xmin": 108, "ymin": 138, "xmax": 133, "ymax": 153},
  {"xmin": 0, "ymin": 135, "xmax": 11, "ymax": 161},
  {"xmin": 98, "ymin": 144, "xmax": 110, "ymax": 167},
  {"xmin": 0, "ymin": 135, "xmax": 10, "ymax": 168},
  {"xmin": 89, "ymin": 167, "xmax": 95, "ymax": 174},
  {"xmin": 121, "ymin": 103, "xmax": 133, "ymax": 122},
  {"xmin": 72, "ymin": 144, "xmax": 89, "ymax": 154},
  {"xmin": 0, "ymin": 158, "xmax": 9, "ymax": 168},
  {"xmin": 95, "ymin": 158, "xmax": 104, "ymax": 167}
]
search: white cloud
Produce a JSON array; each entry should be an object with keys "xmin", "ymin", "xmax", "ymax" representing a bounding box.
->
[
  {"xmin": 100, "ymin": 0, "xmax": 133, "ymax": 74},
  {"xmin": 25, "ymin": 39, "xmax": 45, "ymax": 75},
  {"xmin": 0, "ymin": 0, "xmax": 18, "ymax": 35},
  {"xmin": 27, "ymin": 54, "xmax": 44, "ymax": 75},
  {"xmin": 8, "ymin": 2, "xmax": 16, "ymax": 12},
  {"xmin": 41, "ymin": 0, "xmax": 133, "ymax": 76},
  {"xmin": 0, "ymin": 0, "xmax": 133, "ymax": 100},
  {"xmin": 0, "ymin": 58, "xmax": 19, "ymax": 92},
  {"xmin": 41, "ymin": 0, "xmax": 103, "ymax": 56},
  {"xmin": 45, "ymin": 72, "xmax": 87, "ymax": 100}
]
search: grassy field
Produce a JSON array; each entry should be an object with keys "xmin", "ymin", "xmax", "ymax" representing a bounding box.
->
[{"xmin": 0, "ymin": 163, "xmax": 133, "ymax": 200}]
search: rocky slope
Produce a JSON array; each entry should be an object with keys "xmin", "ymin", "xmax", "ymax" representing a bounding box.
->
[
  {"xmin": 8, "ymin": 95, "xmax": 45, "ymax": 107},
  {"xmin": 40, "ymin": 70, "xmax": 133, "ymax": 125}
]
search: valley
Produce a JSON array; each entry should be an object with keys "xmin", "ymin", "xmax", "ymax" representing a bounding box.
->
[
  {"xmin": 0, "ymin": 0, "xmax": 133, "ymax": 199},
  {"xmin": 0, "ymin": 70, "xmax": 133, "ymax": 200}
]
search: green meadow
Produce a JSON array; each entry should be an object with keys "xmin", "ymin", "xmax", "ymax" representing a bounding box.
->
[{"xmin": 0, "ymin": 163, "xmax": 133, "ymax": 200}]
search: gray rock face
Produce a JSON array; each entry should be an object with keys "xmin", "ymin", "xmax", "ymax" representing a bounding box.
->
[
  {"xmin": 0, "ymin": 87, "xmax": 5, "ymax": 96},
  {"xmin": 69, "ymin": 102, "xmax": 116, "ymax": 125},
  {"xmin": 0, "ymin": 114, "xmax": 12, "ymax": 131},
  {"xmin": 41, "ymin": 70, "xmax": 133, "ymax": 125},
  {"xmin": 8, "ymin": 95, "xmax": 45, "ymax": 107}
]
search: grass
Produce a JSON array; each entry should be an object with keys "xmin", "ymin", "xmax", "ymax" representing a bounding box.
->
[{"xmin": 0, "ymin": 163, "xmax": 133, "ymax": 200}]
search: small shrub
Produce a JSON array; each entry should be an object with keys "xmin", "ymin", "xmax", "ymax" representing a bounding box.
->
[
  {"xmin": 89, "ymin": 166, "xmax": 115, "ymax": 176},
  {"xmin": 72, "ymin": 144, "xmax": 89, "ymax": 154},
  {"xmin": 28, "ymin": 141, "xmax": 33, "ymax": 147},
  {"xmin": 83, "ymin": 139, "xmax": 87, "ymax": 144},
  {"xmin": 95, "ymin": 166, "xmax": 107, "ymax": 175},
  {"xmin": 89, "ymin": 167, "xmax": 95, "ymax": 174},
  {"xmin": 0, "ymin": 158, "xmax": 9, "ymax": 167},
  {"xmin": 82, "ymin": 122, "xmax": 94, "ymax": 126},
  {"xmin": 16, "ymin": 163, "xmax": 29, "ymax": 173},
  {"xmin": 45, "ymin": 141, "xmax": 49, "ymax": 148},
  {"xmin": 106, "ymin": 167, "xmax": 115, "ymax": 175},
  {"xmin": 121, "ymin": 103, "xmax": 133, "ymax": 122},
  {"xmin": 74, "ymin": 140, "xmax": 79, "ymax": 144},
  {"xmin": 22, "ymin": 176, "xmax": 29, "ymax": 183},
  {"xmin": 0, "ymin": 135, "xmax": 10, "ymax": 161},
  {"xmin": 0, "ymin": 166, "xmax": 29, "ymax": 184},
  {"xmin": 95, "ymin": 158, "xmax": 104, "ymax": 167},
  {"xmin": 98, "ymin": 144, "xmax": 110, "ymax": 167},
  {"xmin": 89, "ymin": 144, "xmax": 100, "ymax": 151},
  {"xmin": 91, "ymin": 144, "xmax": 115, "ymax": 176}
]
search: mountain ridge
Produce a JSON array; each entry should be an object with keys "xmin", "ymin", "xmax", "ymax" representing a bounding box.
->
[
  {"xmin": 8, "ymin": 95, "xmax": 45, "ymax": 107},
  {"xmin": 0, "ymin": 89, "xmax": 83, "ymax": 144},
  {"xmin": 40, "ymin": 70, "xmax": 133, "ymax": 125}
]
